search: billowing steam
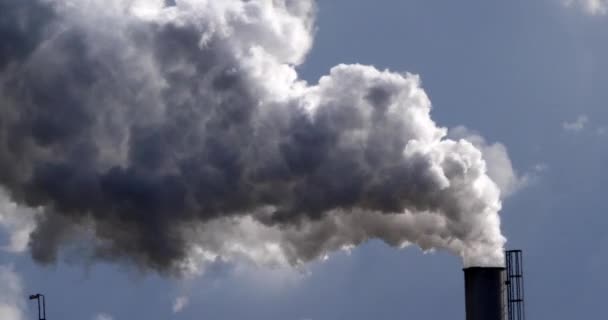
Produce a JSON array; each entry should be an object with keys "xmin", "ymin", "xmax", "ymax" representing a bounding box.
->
[{"xmin": 0, "ymin": 0, "xmax": 507, "ymax": 274}]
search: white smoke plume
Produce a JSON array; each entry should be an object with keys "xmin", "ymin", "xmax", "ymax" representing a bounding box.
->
[
  {"xmin": 0, "ymin": 0, "xmax": 506, "ymax": 273},
  {"xmin": 0, "ymin": 188, "xmax": 39, "ymax": 253},
  {"xmin": 449, "ymin": 126, "xmax": 529, "ymax": 198},
  {"xmin": 0, "ymin": 265, "xmax": 26, "ymax": 320}
]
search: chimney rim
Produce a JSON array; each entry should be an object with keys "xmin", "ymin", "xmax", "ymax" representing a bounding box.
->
[{"xmin": 462, "ymin": 266, "xmax": 505, "ymax": 271}]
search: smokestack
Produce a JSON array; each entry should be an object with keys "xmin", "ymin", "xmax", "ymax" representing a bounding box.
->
[{"xmin": 463, "ymin": 267, "xmax": 505, "ymax": 320}]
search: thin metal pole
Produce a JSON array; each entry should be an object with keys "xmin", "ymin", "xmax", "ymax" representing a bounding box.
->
[{"xmin": 41, "ymin": 295, "xmax": 46, "ymax": 320}]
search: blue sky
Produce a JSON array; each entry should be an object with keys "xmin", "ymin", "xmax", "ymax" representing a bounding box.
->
[{"xmin": 1, "ymin": 1, "xmax": 608, "ymax": 319}]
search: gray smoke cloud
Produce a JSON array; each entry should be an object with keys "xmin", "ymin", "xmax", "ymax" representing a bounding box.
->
[{"xmin": 0, "ymin": 0, "xmax": 507, "ymax": 274}]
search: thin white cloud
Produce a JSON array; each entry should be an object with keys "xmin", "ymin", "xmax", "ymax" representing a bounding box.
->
[
  {"xmin": 0, "ymin": 265, "xmax": 26, "ymax": 320},
  {"xmin": 564, "ymin": 0, "xmax": 608, "ymax": 15},
  {"xmin": 534, "ymin": 163, "xmax": 549, "ymax": 173},
  {"xmin": 93, "ymin": 313, "xmax": 114, "ymax": 320},
  {"xmin": 563, "ymin": 115, "xmax": 589, "ymax": 133},
  {"xmin": 172, "ymin": 296, "xmax": 189, "ymax": 313}
]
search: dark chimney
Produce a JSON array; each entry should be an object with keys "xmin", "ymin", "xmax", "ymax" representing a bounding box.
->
[{"xmin": 463, "ymin": 267, "xmax": 505, "ymax": 320}]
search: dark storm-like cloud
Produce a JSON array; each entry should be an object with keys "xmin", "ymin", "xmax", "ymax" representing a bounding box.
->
[{"xmin": 0, "ymin": 1, "xmax": 56, "ymax": 71}]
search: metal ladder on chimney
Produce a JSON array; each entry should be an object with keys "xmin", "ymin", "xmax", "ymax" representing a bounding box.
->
[{"xmin": 505, "ymin": 250, "xmax": 525, "ymax": 320}]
